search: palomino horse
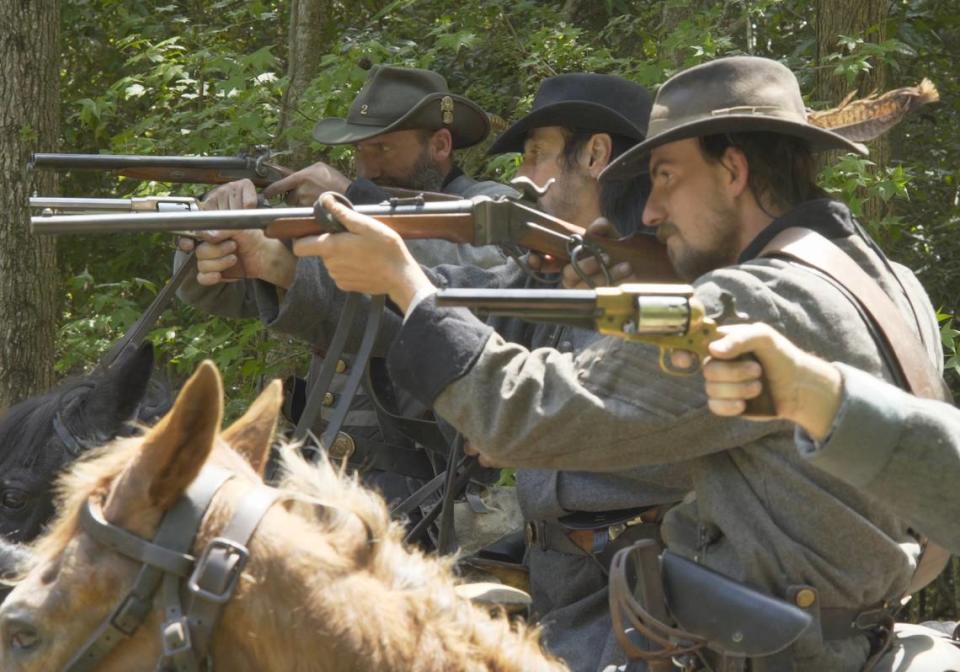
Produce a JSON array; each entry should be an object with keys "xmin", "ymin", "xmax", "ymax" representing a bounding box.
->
[
  {"xmin": 0, "ymin": 342, "xmax": 169, "ymax": 544},
  {"xmin": 0, "ymin": 361, "xmax": 567, "ymax": 671}
]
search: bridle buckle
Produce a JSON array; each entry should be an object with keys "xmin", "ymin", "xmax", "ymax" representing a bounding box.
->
[
  {"xmin": 162, "ymin": 616, "xmax": 193, "ymax": 657},
  {"xmin": 187, "ymin": 537, "xmax": 250, "ymax": 604}
]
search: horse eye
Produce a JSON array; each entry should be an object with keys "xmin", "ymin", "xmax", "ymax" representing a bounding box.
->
[{"xmin": 1, "ymin": 490, "xmax": 27, "ymax": 511}]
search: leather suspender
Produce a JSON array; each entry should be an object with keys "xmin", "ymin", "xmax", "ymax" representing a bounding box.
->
[{"xmin": 759, "ymin": 228, "xmax": 951, "ymax": 592}]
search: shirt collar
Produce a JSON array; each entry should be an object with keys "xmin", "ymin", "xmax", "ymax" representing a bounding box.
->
[{"xmin": 739, "ymin": 199, "xmax": 857, "ymax": 262}]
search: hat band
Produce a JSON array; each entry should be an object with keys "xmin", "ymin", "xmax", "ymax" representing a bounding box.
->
[
  {"xmin": 710, "ymin": 105, "xmax": 782, "ymax": 116},
  {"xmin": 647, "ymin": 107, "xmax": 809, "ymax": 136}
]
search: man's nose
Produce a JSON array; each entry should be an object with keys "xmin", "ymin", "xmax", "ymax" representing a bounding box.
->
[
  {"xmin": 356, "ymin": 157, "xmax": 379, "ymax": 180},
  {"xmin": 641, "ymin": 192, "xmax": 664, "ymax": 229}
]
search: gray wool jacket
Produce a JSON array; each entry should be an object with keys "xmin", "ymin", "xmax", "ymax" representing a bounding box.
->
[
  {"xmin": 386, "ymin": 200, "xmax": 943, "ymax": 671},
  {"xmin": 797, "ymin": 363, "xmax": 959, "ymax": 556}
]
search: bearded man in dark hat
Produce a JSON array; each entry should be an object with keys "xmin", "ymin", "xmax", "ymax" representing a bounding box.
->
[
  {"xmin": 173, "ymin": 65, "xmax": 516, "ymax": 517},
  {"xmin": 293, "ymin": 56, "xmax": 944, "ymax": 670}
]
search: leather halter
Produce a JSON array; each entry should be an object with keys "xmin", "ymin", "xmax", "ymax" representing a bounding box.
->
[{"xmin": 64, "ymin": 467, "xmax": 284, "ymax": 672}]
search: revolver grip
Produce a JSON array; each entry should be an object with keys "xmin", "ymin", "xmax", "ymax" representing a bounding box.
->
[{"xmin": 740, "ymin": 354, "xmax": 777, "ymax": 417}]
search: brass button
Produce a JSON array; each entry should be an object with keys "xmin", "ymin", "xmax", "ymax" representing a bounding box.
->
[
  {"xmin": 795, "ymin": 588, "xmax": 817, "ymax": 609},
  {"xmin": 335, "ymin": 359, "xmax": 347, "ymax": 374},
  {"xmin": 322, "ymin": 392, "xmax": 336, "ymax": 407},
  {"xmin": 328, "ymin": 432, "xmax": 356, "ymax": 461}
]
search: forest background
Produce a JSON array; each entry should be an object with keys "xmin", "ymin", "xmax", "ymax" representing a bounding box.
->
[{"xmin": 1, "ymin": 0, "xmax": 958, "ymax": 619}]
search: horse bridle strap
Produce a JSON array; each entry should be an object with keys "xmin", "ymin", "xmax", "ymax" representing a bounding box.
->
[{"xmin": 64, "ymin": 467, "xmax": 283, "ymax": 672}]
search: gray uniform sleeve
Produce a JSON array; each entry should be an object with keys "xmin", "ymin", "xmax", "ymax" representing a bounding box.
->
[
  {"xmin": 174, "ymin": 249, "xmax": 262, "ymax": 319},
  {"xmin": 388, "ymin": 269, "xmax": 791, "ymax": 471},
  {"xmin": 796, "ymin": 363, "xmax": 960, "ymax": 554}
]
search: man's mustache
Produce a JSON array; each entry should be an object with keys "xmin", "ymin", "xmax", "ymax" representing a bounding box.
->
[{"xmin": 656, "ymin": 222, "xmax": 678, "ymax": 244}]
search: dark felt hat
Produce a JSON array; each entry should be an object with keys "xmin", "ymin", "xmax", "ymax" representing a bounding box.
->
[
  {"xmin": 312, "ymin": 65, "xmax": 490, "ymax": 149},
  {"xmin": 602, "ymin": 56, "xmax": 868, "ymax": 181},
  {"xmin": 488, "ymin": 73, "xmax": 653, "ymax": 155}
]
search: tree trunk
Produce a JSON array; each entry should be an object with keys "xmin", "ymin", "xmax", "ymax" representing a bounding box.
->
[
  {"xmin": 277, "ymin": 0, "xmax": 332, "ymax": 168},
  {"xmin": 0, "ymin": 0, "xmax": 60, "ymax": 404},
  {"xmin": 814, "ymin": 0, "xmax": 889, "ymax": 224}
]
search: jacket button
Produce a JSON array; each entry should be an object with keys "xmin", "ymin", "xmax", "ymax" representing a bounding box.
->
[
  {"xmin": 336, "ymin": 359, "xmax": 348, "ymax": 374},
  {"xmin": 322, "ymin": 392, "xmax": 336, "ymax": 407}
]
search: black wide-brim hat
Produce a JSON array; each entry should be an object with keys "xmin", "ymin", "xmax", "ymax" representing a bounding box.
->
[
  {"xmin": 488, "ymin": 73, "xmax": 653, "ymax": 155},
  {"xmin": 312, "ymin": 65, "xmax": 490, "ymax": 149},
  {"xmin": 602, "ymin": 56, "xmax": 868, "ymax": 182}
]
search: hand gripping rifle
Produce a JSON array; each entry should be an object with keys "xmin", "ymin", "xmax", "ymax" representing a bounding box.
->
[
  {"xmin": 29, "ymin": 147, "xmax": 291, "ymax": 188},
  {"xmin": 30, "ymin": 180, "xmax": 679, "ymax": 282},
  {"xmin": 435, "ymin": 283, "xmax": 775, "ymax": 415}
]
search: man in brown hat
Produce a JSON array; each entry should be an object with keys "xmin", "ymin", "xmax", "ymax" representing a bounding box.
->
[{"xmin": 294, "ymin": 56, "xmax": 943, "ymax": 670}]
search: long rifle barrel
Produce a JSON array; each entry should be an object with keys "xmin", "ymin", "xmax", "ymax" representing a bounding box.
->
[
  {"xmin": 29, "ymin": 151, "xmax": 290, "ymax": 187},
  {"xmin": 30, "ymin": 199, "xmax": 478, "ymax": 236}
]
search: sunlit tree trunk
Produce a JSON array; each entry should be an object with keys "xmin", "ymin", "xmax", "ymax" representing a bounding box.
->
[
  {"xmin": 0, "ymin": 0, "xmax": 59, "ymax": 404},
  {"xmin": 815, "ymin": 0, "xmax": 889, "ymax": 224},
  {"xmin": 277, "ymin": 0, "xmax": 331, "ymax": 168}
]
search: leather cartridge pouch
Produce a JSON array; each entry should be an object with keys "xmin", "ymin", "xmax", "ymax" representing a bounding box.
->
[{"xmin": 609, "ymin": 540, "xmax": 812, "ymax": 669}]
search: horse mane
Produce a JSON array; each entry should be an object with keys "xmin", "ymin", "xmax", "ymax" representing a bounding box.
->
[{"xmin": 31, "ymin": 439, "xmax": 562, "ymax": 670}]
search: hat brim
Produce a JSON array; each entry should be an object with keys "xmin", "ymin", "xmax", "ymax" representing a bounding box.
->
[
  {"xmin": 601, "ymin": 115, "xmax": 868, "ymax": 182},
  {"xmin": 488, "ymin": 101, "xmax": 647, "ymax": 156},
  {"xmin": 313, "ymin": 92, "xmax": 490, "ymax": 149}
]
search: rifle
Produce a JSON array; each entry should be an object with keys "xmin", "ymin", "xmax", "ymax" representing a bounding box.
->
[
  {"xmin": 30, "ymin": 196, "xmax": 200, "ymax": 213},
  {"xmin": 29, "ymin": 147, "xmax": 291, "ymax": 188},
  {"xmin": 30, "ymin": 185, "xmax": 679, "ymax": 281},
  {"xmin": 435, "ymin": 283, "xmax": 775, "ymax": 415}
]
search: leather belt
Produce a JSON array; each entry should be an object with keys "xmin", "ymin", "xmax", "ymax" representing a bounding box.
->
[{"xmin": 526, "ymin": 510, "xmax": 662, "ymax": 571}]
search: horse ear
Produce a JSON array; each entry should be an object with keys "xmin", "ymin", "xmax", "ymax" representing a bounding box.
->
[
  {"xmin": 105, "ymin": 360, "xmax": 223, "ymax": 520},
  {"xmin": 221, "ymin": 379, "xmax": 282, "ymax": 477},
  {"xmin": 82, "ymin": 342, "xmax": 156, "ymax": 432}
]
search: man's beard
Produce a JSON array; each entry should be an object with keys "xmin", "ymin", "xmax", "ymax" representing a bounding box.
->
[
  {"xmin": 376, "ymin": 145, "xmax": 445, "ymax": 191},
  {"xmin": 539, "ymin": 164, "xmax": 591, "ymax": 221},
  {"xmin": 659, "ymin": 207, "xmax": 741, "ymax": 281}
]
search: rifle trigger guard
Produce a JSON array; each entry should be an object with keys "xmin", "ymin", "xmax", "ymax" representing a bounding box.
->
[
  {"xmin": 567, "ymin": 234, "xmax": 612, "ymax": 289},
  {"xmin": 313, "ymin": 191, "xmax": 355, "ymax": 233}
]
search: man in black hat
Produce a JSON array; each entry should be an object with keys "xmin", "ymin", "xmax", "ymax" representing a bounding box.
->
[
  {"xmin": 295, "ymin": 56, "xmax": 944, "ymax": 670},
  {"xmin": 290, "ymin": 72, "xmax": 689, "ymax": 672}
]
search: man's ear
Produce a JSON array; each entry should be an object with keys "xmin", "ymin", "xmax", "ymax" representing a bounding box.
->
[
  {"xmin": 585, "ymin": 133, "xmax": 613, "ymax": 177},
  {"xmin": 429, "ymin": 128, "xmax": 453, "ymax": 163},
  {"xmin": 720, "ymin": 146, "xmax": 750, "ymax": 198}
]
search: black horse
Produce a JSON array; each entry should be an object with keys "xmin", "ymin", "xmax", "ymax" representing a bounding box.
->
[{"xmin": 0, "ymin": 342, "xmax": 169, "ymax": 544}]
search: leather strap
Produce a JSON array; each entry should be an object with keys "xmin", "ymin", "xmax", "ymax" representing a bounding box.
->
[
  {"xmin": 292, "ymin": 292, "xmax": 362, "ymax": 442},
  {"xmin": 65, "ymin": 467, "xmax": 233, "ymax": 672},
  {"xmin": 96, "ymin": 251, "xmax": 198, "ymax": 373},
  {"xmin": 319, "ymin": 295, "xmax": 384, "ymax": 450},
  {"xmin": 759, "ymin": 228, "xmax": 951, "ymax": 592},
  {"xmin": 759, "ymin": 229, "xmax": 946, "ymax": 400},
  {"xmin": 179, "ymin": 485, "xmax": 284, "ymax": 664}
]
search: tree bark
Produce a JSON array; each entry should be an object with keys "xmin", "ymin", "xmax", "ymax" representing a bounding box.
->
[
  {"xmin": 277, "ymin": 0, "xmax": 332, "ymax": 168},
  {"xmin": 0, "ymin": 0, "xmax": 60, "ymax": 404},
  {"xmin": 814, "ymin": 0, "xmax": 889, "ymax": 223}
]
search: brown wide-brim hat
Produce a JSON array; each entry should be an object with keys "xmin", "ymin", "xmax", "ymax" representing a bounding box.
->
[
  {"xmin": 602, "ymin": 56, "xmax": 868, "ymax": 182},
  {"xmin": 312, "ymin": 65, "xmax": 491, "ymax": 149}
]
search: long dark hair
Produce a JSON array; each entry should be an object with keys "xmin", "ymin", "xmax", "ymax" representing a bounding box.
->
[{"xmin": 699, "ymin": 132, "xmax": 828, "ymax": 216}]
